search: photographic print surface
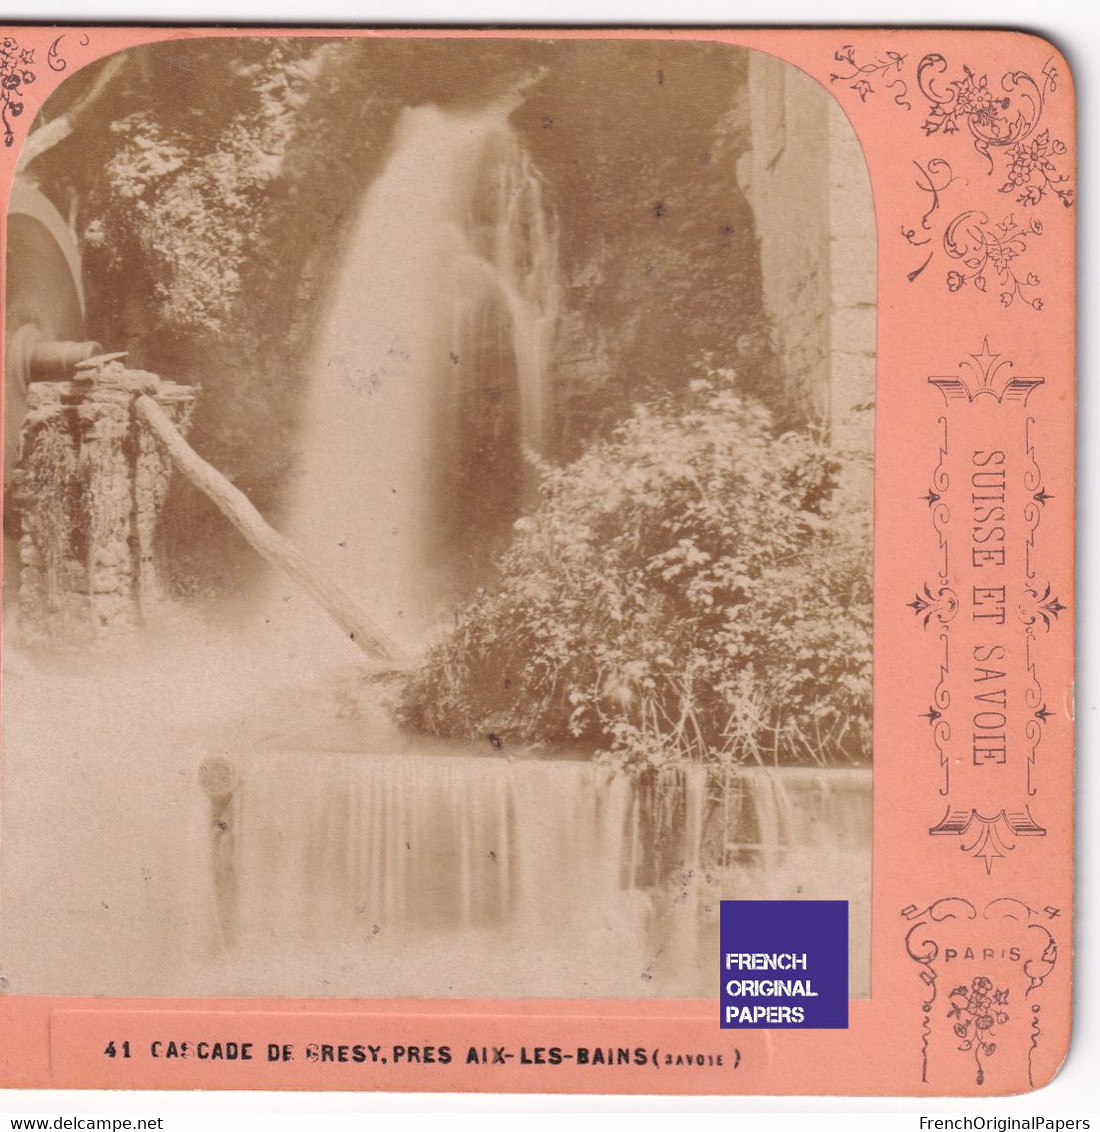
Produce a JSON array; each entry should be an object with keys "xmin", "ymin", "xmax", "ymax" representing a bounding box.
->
[{"xmin": 0, "ymin": 26, "xmax": 1073, "ymax": 1096}]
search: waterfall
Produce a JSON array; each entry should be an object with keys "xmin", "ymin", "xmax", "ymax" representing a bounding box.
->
[
  {"xmin": 263, "ymin": 96, "xmax": 559, "ymax": 659},
  {"xmin": 179, "ymin": 754, "xmax": 870, "ymax": 999},
  {"xmin": 1, "ymin": 657, "xmax": 872, "ymax": 997}
]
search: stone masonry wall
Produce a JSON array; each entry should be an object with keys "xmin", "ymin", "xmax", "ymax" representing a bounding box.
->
[
  {"xmin": 737, "ymin": 52, "xmax": 876, "ymax": 448},
  {"xmin": 13, "ymin": 372, "xmax": 195, "ymax": 646}
]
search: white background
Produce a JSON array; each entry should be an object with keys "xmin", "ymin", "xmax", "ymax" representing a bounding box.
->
[{"xmin": 0, "ymin": 0, "xmax": 1095, "ymax": 1124}]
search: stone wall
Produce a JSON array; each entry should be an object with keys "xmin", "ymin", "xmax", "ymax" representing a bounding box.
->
[
  {"xmin": 13, "ymin": 369, "xmax": 195, "ymax": 646},
  {"xmin": 736, "ymin": 53, "xmax": 876, "ymax": 450}
]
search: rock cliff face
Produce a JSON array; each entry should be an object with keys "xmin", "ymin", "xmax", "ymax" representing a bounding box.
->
[{"xmin": 510, "ymin": 41, "xmax": 770, "ymax": 452}]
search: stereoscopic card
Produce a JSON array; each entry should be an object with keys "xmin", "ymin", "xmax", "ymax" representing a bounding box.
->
[{"xmin": 0, "ymin": 26, "xmax": 1075, "ymax": 1095}]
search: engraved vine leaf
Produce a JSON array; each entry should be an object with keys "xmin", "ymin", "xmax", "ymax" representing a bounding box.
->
[{"xmin": 829, "ymin": 44, "xmax": 911, "ymax": 110}]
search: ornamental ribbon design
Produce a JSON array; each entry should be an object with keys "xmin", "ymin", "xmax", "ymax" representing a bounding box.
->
[
  {"xmin": 912, "ymin": 340, "xmax": 1066, "ymax": 872},
  {"xmin": 903, "ymin": 898, "xmax": 1059, "ymax": 1088}
]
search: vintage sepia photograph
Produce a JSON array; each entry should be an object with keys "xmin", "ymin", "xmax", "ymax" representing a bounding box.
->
[{"xmin": 1, "ymin": 36, "xmax": 874, "ymax": 1001}]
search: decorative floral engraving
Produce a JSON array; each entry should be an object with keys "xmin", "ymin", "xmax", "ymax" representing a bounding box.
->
[
  {"xmin": 0, "ymin": 35, "xmax": 37, "ymax": 148},
  {"xmin": 947, "ymin": 975, "xmax": 1010, "ymax": 1086},
  {"xmin": 908, "ymin": 584, "xmax": 959, "ymax": 628},
  {"xmin": 943, "ymin": 211, "xmax": 1044, "ymax": 309},
  {"xmin": 919, "ymin": 61, "xmax": 1007, "ymax": 138},
  {"xmin": 917, "ymin": 54, "xmax": 1074, "ymax": 209},
  {"xmin": 834, "ymin": 43, "xmax": 1079, "ymax": 301},
  {"xmin": 834, "ymin": 44, "xmax": 1073, "ymax": 210},
  {"xmin": 1004, "ymin": 130, "xmax": 1072, "ymax": 208},
  {"xmin": 928, "ymin": 338, "xmax": 1044, "ymax": 405},
  {"xmin": 903, "ymin": 897, "xmax": 974, "ymax": 1083},
  {"xmin": 0, "ymin": 32, "xmax": 87, "ymax": 149},
  {"xmin": 903, "ymin": 898, "xmax": 1059, "ymax": 1087},
  {"xmin": 829, "ymin": 44, "xmax": 911, "ymax": 109},
  {"xmin": 931, "ymin": 808, "xmax": 1046, "ymax": 872},
  {"xmin": 1016, "ymin": 582, "xmax": 1067, "ymax": 631}
]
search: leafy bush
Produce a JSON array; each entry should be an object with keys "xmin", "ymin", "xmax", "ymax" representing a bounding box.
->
[
  {"xmin": 398, "ymin": 369, "xmax": 872, "ymax": 768},
  {"xmin": 83, "ymin": 41, "xmax": 325, "ymax": 336}
]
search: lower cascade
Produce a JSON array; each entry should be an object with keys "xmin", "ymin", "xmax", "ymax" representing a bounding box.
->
[{"xmin": 187, "ymin": 752, "xmax": 870, "ymax": 999}]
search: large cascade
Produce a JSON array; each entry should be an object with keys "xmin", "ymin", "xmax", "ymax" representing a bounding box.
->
[{"xmin": 264, "ymin": 95, "xmax": 559, "ymax": 660}]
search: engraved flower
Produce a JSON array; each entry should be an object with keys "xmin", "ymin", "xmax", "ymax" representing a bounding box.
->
[
  {"xmin": 951, "ymin": 70, "xmax": 1009, "ymax": 128},
  {"xmin": 947, "ymin": 975, "xmax": 1010, "ymax": 1084},
  {"xmin": 946, "ymin": 270, "xmax": 966, "ymax": 292},
  {"xmin": 1005, "ymin": 133, "xmax": 1052, "ymax": 186}
]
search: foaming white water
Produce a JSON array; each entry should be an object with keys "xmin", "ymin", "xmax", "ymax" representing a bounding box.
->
[
  {"xmin": 1, "ymin": 640, "xmax": 870, "ymax": 999},
  {"xmin": 180, "ymin": 755, "xmax": 869, "ymax": 997},
  {"xmin": 259, "ymin": 96, "xmax": 559, "ymax": 664}
]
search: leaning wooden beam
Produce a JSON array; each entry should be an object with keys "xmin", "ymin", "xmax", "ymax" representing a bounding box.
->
[{"xmin": 134, "ymin": 393, "xmax": 406, "ymax": 665}]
